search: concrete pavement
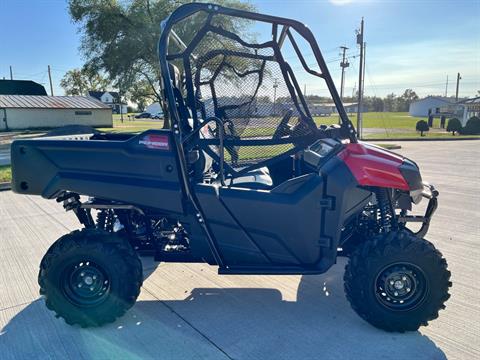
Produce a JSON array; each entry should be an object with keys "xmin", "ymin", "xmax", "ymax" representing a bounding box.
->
[{"xmin": 0, "ymin": 140, "xmax": 479, "ymax": 359}]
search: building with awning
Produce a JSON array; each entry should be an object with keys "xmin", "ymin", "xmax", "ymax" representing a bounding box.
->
[
  {"xmin": 0, "ymin": 95, "xmax": 112, "ymax": 130},
  {"xmin": 438, "ymin": 97, "xmax": 480, "ymax": 125}
]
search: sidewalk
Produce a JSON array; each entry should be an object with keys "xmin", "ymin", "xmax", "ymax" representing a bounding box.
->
[{"xmin": 1, "ymin": 140, "xmax": 479, "ymax": 359}]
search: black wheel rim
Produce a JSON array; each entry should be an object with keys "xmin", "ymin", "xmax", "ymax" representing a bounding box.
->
[
  {"xmin": 62, "ymin": 260, "xmax": 110, "ymax": 307},
  {"xmin": 374, "ymin": 262, "xmax": 428, "ymax": 311}
]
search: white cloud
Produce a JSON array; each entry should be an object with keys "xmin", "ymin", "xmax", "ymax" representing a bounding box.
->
[{"xmin": 328, "ymin": 0, "xmax": 355, "ymax": 6}]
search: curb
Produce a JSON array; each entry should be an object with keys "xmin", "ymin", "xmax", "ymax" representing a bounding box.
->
[
  {"xmin": 0, "ymin": 182, "xmax": 11, "ymax": 191},
  {"xmin": 362, "ymin": 137, "xmax": 480, "ymax": 142}
]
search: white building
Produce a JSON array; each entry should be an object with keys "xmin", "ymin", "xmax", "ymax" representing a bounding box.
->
[
  {"xmin": 409, "ymin": 96, "xmax": 454, "ymax": 117},
  {"xmin": 0, "ymin": 95, "xmax": 112, "ymax": 130},
  {"xmin": 88, "ymin": 91, "xmax": 128, "ymax": 114},
  {"xmin": 439, "ymin": 97, "xmax": 480, "ymax": 125},
  {"xmin": 146, "ymin": 102, "xmax": 163, "ymax": 115}
]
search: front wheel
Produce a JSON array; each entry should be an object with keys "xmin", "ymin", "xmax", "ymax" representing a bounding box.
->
[
  {"xmin": 344, "ymin": 230, "xmax": 451, "ymax": 332},
  {"xmin": 38, "ymin": 229, "xmax": 143, "ymax": 327}
]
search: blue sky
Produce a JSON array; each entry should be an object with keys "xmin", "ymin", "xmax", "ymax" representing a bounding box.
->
[{"xmin": 0, "ymin": 0, "xmax": 479, "ymax": 98}]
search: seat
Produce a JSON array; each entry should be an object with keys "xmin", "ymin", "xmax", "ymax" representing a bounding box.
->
[{"xmin": 223, "ymin": 167, "xmax": 273, "ymax": 190}]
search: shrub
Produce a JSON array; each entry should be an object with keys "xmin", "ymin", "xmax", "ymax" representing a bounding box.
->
[
  {"xmin": 416, "ymin": 120, "xmax": 429, "ymax": 136},
  {"xmin": 446, "ymin": 118, "xmax": 462, "ymax": 135},
  {"xmin": 461, "ymin": 116, "xmax": 480, "ymax": 135}
]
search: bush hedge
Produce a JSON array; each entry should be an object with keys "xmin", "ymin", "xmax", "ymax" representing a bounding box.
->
[
  {"xmin": 416, "ymin": 120, "xmax": 429, "ymax": 136},
  {"xmin": 461, "ymin": 116, "xmax": 480, "ymax": 135},
  {"xmin": 446, "ymin": 118, "xmax": 462, "ymax": 135}
]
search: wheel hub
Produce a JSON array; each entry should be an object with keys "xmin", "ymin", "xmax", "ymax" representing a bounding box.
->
[
  {"xmin": 393, "ymin": 280, "xmax": 405, "ymax": 290},
  {"xmin": 375, "ymin": 262, "xmax": 427, "ymax": 311},
  {"xmin": 63, "ymin": 261, "xmax": 110, "ymax": 307}
]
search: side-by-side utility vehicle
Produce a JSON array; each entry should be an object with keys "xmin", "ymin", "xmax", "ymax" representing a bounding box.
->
[{"xmin": 11, "ymin": 3, "xmax": 450, "ymax": 331}]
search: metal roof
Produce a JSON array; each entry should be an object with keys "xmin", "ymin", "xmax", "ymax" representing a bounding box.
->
[{"xmin": 0, "ymin": 95, "xmax": 110, "ymax": 110}]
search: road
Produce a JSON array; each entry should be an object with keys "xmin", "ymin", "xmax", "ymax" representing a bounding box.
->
[
  {"xmin": 0, "ymin": 140, "xmax": 479, "ymax": 359},
  {"xmin": 0, "ymin": 145, "xmax": 10, "ymax": 166}
]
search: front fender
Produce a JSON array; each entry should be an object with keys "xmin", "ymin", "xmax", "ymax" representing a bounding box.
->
[{"xmin": 337, "ymin": 143, "xmax": 409, "ymax": 191}]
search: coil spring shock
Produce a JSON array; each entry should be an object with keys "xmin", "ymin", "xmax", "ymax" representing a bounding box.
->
[
  {"xmin": 96, "ymin": 209, "xmax": 114, "ymax": 231},
  {"xmin": 375, "ymin": 189, "xmax": 393, "ymax": 233}
]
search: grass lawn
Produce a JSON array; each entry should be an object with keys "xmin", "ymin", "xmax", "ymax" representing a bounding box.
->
[
  {"xmin": 97, "ymin": 117, "xmax": 164, "ymax": 133},
  {"xmin": 105, "ymin": 112, "xmax": 419, "ymax": 134},
  {"xmin": 99, "ymin": 112, "xmax": 477, "ymax": 140},
  {"xmin": 0, "ymin": 165, "xmax": 11, "ymax": 183},
  {"xmin": 314, "ymin": 112, "xmax": 419, "ymax": 129},
  {"xmin": 350, "ymin": 112, "xmax": 420, "ymax": 129},
  {"xmin": 364, "ymin": 132, "xmax": 480, "ymax": 139}
]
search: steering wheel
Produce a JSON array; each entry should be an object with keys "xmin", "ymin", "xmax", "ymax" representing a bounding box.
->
[{"xmin": 272, "ymin": 109, "xmax": 294, "ymax": 139}]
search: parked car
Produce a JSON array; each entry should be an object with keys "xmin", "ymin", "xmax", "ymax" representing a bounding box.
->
[
  {"xmin": 134, "ymin": 112, "xmax": 151, "ymax": 119},
  {"xmin": 152, "ymin": 112, "xmax": 164, "ymax": 119}
]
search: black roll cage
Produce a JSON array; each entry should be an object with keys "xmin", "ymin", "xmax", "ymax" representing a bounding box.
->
[
  {"xmin": 158, "ymin": 3, "xmax": 357, "ymax": 141},
  {"xmin": 157, "ymin": 3, "xmax": 358, "ymax": 211}
]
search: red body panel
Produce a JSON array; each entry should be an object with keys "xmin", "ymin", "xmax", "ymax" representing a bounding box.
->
[{"xmin": 337, "ymin": 143, "xmax": 409, "ymax": 191}]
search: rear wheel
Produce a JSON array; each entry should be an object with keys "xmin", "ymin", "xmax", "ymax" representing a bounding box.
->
[
  {"xmin": 38, "ymin": 229, "xmax": 143, "ymax": 327},
  {"xmin": 344, "ymin": 230, "xmax": 451, "ymax": 332}
]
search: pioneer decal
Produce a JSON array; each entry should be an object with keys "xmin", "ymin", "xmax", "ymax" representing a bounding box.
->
[{"xmin": 139, "ymin": 134, "xmax": 170, "ymax": 150}]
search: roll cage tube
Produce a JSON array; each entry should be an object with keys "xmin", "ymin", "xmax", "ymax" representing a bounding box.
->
[{"xmin": 158, "ymin": 2, "xmax": 358, "ymax": 143}]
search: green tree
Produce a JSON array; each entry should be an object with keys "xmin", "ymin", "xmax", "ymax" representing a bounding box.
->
[
  {"xmin": 446, "ymin": 118, "xmax": 462, "ymax": 135},
  {"xmin": 416, "ymin": 120, "xmax": 429, "ymax": 136},
  {"xmin": 60, "ymin": 67, "xmax": 110, "ymax": 96},
  {"xmin": 363, "ymin": 96, "xmax": 384, "ymax": 112},
  {"xmin": 396, "ymin": 89, "xmax": 419, "ymax": 112},
  {"xmin": 129, "ymin": 79, "xmax": 157, "ymax": 112},
  {"xmin": 383, "ymin": 93, "xmax": 397, "ymax": 112},
  {"xmin": 462, "ymin": 116, "xmax": 480, "ymax": 135},
  {"xmin": 68, "ymin": 0, "xmax": 255, "ymax": 127}
]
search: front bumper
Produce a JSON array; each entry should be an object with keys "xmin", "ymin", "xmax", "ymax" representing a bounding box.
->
[{"xmin": 398, "ymin": 183, "xmax": 439, "ymax": 238}]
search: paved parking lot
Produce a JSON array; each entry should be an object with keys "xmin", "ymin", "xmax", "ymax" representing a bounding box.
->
[{"xmin": 0, "ymin": 140, "xmax": 479, "ymax": 359}]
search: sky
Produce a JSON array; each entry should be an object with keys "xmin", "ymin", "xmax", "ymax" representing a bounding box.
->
[{"xmin": 0, "ymin": 0, "xmax": 479, "ymax": 99}]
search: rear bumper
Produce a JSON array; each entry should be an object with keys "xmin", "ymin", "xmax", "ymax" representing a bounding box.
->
[{"xmin": 398, "ymin": 182, "xmax": 439, "ymax": 238}]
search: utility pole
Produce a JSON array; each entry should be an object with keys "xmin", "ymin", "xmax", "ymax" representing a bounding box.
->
[
  {"xmin": 362, "ymin": 43, "xmax": 366, "ymax": 100},
  {"xmin": 119, "ymin": 90, "xmax": 124, "ymax": 123},
  {"xmin": 455, "ymin": 72, "xmax": 461, "ymax": 101},
  {"xmin": 444, "ymin": 75, "xmax": 449, "ymax": 97},
  {"xmin": 273, "ymin": 78, "xmax": 278, "ymax": 116},
  {"xmin": 304, "ymin": 83, "xmax": 307, "ymax": 97},
  {"xmin": 9, "ymin": 66, "xmax": 13, "ymax": 80},
  {"xmin": 339, "ymin": 46, "xmax": 349, "ymax": 101},
  {"xmin": 356, "ymin": 17, "xmax": 365, "ymax": 139},
  {"xmin": 47, "ymin": 65, "xmax": 54, "ymax": 96}
]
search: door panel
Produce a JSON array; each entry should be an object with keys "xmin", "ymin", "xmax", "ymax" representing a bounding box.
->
[{"xmin": 217, "ymin": 174, "xmax": 325, "ymax": 266}]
